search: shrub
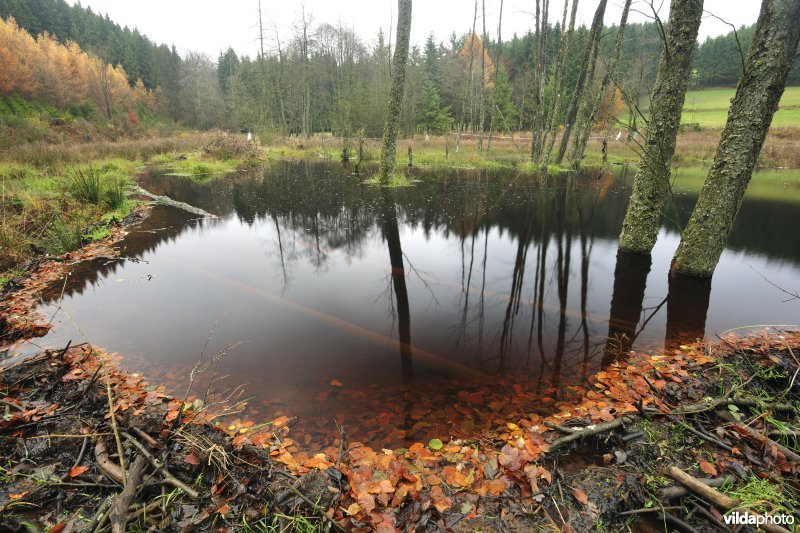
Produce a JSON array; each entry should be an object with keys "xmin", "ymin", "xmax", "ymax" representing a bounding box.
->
[
  {"xmin": 68, "ymin": 167, "xmax": 103, "ymax": 203},
  {"xmin": 102, "ymin": 178, "xmax": 127, "ymax": 209},
  {"xmin": 46, "ymin": 217, "xmax": 83, "ymax": 255}
]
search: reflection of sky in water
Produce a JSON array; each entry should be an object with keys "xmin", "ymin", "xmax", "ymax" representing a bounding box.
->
[{"xmin": 19, "ymin": 162, "xmax": 800, "ymax": 447}]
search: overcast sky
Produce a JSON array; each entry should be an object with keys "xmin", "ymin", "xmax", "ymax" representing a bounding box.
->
[{"xmin": 67, "ymin": 0, "xmax": 762, "ymax": 59}]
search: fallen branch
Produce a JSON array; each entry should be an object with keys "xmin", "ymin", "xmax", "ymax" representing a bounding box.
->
[
  {"xmin": 95, "ymin": 439, "xmax": 124, "ymax": 484},
  {"xmin": 663, "ymin": 466, "xmax": 791, "ymax": 533},
  {"xmin": 123, "ymin": 432, "xmax": 199, "ymax": 498},
  {"xmin": 109, "ymin": 454, "xmax": 148, "ymax": 533},
  {"xmin": 659, "ymin": 475, "xmax": 734, "ymax": 500},
  {"xmin": 131, "ymin": 186, "xmax": 218, "ymax": 218},
  {"xmin": 547, "ymin": 415, "xmax": 639, "ymax": 450},
  {"xmin": 726, "ymin": 421, "xmax": 800, "ymax": 463}
]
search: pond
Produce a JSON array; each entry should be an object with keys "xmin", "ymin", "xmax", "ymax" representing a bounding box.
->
[{"xmin": 24, "ymin": 162, "xmax": 800, "ymax": 450}]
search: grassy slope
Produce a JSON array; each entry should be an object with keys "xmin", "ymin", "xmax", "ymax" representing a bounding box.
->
[{"xmin": 681, "ymin": 86, "xmax": 800, "ymax": 128}]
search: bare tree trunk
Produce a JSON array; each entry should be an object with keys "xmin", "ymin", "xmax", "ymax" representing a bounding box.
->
[
  {"xmin": 300, "ymin": 7, "xmax": 313, "ymax": 138},
  {"xmin": 530, "ymin": 0, "xmax": 550, "ymax": 162},
  {"xmin": 672, "ymin": 0, "xmax": 800, "ymax": 276},
  {"xmin": 478, "ymin": 0, "xmax": 487, "ymax": 151},
  {"xmin": 457, "ymin": 0, "xmax": 479, "ymax": 152},
  {"xmin": 617, "ymin": 0, "xmax": 703, "ymax": 253},
  {"xmin": 487, "ymin": 0, "xmax": 504, "ymax": 153},
  {"xmin": 554, "ymin": 0, "xmax": 607, "ymax": 165},
  {"xmin": 569, "ymin": 0, "xmax": 632, "ymax": 168},
  {"xmin": 541, "ymin": 0, "xmax": 579, "ymax": 168},
  {"xmin": 379, "ymin": 0, "xmax": 413, "ymax": 182}
]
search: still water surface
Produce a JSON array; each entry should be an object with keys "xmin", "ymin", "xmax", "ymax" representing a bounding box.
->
[{"xmin": 26, "ymin": 162, "xmax": 800, "ymax": 448}]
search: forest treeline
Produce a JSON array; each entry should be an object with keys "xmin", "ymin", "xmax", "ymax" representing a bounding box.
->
[{"xmin": 1, "ymin": 0, "xmax": 798, "ymax": 136}]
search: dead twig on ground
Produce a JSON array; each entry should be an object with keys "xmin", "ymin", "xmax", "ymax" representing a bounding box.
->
[
  {"xmin": 122, "ymin": 432, "xmax": 200, "ymax": 498},
  {"xmin": 109, "ymin": 454, "xmax": 148, "ymax": 533},
  {"xmin": 663, "ymin": 466, "xmax": 791, "ymax": 533}
]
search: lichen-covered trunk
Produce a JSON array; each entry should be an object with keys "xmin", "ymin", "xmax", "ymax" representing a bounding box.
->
[
  {"xmin": 672, "ymin": 0, "xmax": 800, "ymax": 276},
  {"xmin": 617, "ymin": 0, "xmax": 703, "ymax": 253},
  {"xmin": 379, "ymin": 0, "xmax": 413, "ymax": 182}
]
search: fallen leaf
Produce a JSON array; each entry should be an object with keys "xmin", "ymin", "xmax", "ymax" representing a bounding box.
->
[
  {"xmin": 330, "ymin": 378, "xmax": 344, "ymax": 387},
  {"xmin": 699, "ymin": 460, "xmax": 717, "ymax": 476},
  {"xmin": 69, "ymin": 465, "xmax": 89, "ymax": 477},
  {"xmin": 184, "ymin": 453, "xmax": 201, "ymax": 466},
  {"xmin": 573, "ymin": 488, "xmax": 589, "ymax": 505},
  {"xmin": 428, "ymin": 438, "xmax": 443, "ymax": 451}
]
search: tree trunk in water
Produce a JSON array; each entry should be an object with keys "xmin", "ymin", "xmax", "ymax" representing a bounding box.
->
[
  {"xmin": 602, "ymin": 250, "xmax": 651, "ymax": 367},
  {"xmin": 554, "ymin": 0, "xmax": 606, "ymax": 165},
  {"xmin": 671, "ymin": 0, "xmax": 800, "ymax": 276},
  {"xmin": 617, "ymin": 0, "xmax": 703, "ymax": 253},
  {"xmin": 569, "ymin": 0, "xmax": 632, "ymax": 168},
  {"xmin": 379, "ymin": 0, "xmax": 413, "ymax": 182}
]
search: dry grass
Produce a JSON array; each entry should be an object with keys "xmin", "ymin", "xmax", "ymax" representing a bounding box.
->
[{"xmin": 0, "ymin": 133, "xmax": 209, "ymax": 168}]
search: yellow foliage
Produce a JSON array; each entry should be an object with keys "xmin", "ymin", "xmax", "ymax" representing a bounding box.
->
[
  {"xmin": 459, "ymin": 33, "xmax": 495, "ymax": 88},
  {"xmin": 0, "ymin": 16, "xmax": 156, "ymax": 114}
]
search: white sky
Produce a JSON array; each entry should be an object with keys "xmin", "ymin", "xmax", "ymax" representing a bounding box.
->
[{"xmin": 67, "ymin": 0, "xmax": 762, "ymax": 59}]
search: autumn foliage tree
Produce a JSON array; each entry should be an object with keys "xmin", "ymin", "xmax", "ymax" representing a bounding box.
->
[{"xmin": 0, "ymin": 16, "xmax": 155, "ymax": 118}]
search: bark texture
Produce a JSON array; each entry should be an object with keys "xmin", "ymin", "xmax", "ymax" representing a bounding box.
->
[
  {"xmin": 672, "ymin": 0, "xmax": 800, "ymax": 276},
  {"xmin": 379, "ymin": 0, "xmax": 413, "ymax": 182},
  {"xmin": 617, "ymin": 0, "xmax": 703, "ymax": 253}
]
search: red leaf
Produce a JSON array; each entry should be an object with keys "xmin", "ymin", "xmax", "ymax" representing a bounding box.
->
[{"xmin": 69, "ymin": 465, "xmax": 89, "ymax": 478}]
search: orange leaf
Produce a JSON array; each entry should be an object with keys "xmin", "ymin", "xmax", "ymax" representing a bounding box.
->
[
  {"xmin": 573, "ymin": 488, "xmax": 589, "ymax": 505},
  {"xmin": 699, "ymin": 460, "xmax": 717, "ymax": 476},
  {"xmin": 69, "ymin": 465, "xmax": 89, "ymax": 477},
  {"xmin": 165, "ymin": 409, "xmax": 179, "ymax": 422}
]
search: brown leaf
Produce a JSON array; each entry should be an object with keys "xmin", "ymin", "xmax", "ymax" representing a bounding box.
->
[
  {"xmin": 184, "ymin": 453, "xmax": 201, "ymax": 466},
  {"xmin": 69, "ymin": 465, "xmax": 89, "ymax": 478},
  {"xmin": 699, "ymin": 460, "xmax": 717, "ymax": 476},
  {"xmin": 573, "ymin": 488, "xmax": 589, "ymax": 505}
]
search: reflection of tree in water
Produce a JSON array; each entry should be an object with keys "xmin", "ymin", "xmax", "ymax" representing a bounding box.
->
[{"xmin": 49, "ymin": 162, "xmax": 793, "ymax": 387}]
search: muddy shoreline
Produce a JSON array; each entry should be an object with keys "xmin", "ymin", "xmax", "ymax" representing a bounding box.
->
[{"xmin": 1, "ymin": 328, "xmax": 797, "ymax": 530}]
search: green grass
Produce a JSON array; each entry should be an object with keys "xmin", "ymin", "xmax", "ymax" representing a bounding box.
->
[
  {"xmin": 681, "ymin": 86, "xmax": 800, "ymax": 128},
  {"xmin": 723, "ymin": 476, "xmax": 799, "ymax": 516},
  {"xmin": 155, "ymin": 152, "xmax": 237, "ymax": 180},
  {"xmin": 0, "ymin": 159, "xmax": 137, "ymax": 276}
]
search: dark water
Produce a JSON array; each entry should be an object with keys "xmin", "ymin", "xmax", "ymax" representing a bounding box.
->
[{"xmin": 20, "ymin": 162, "xmax": 800, "ymax": 449}]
